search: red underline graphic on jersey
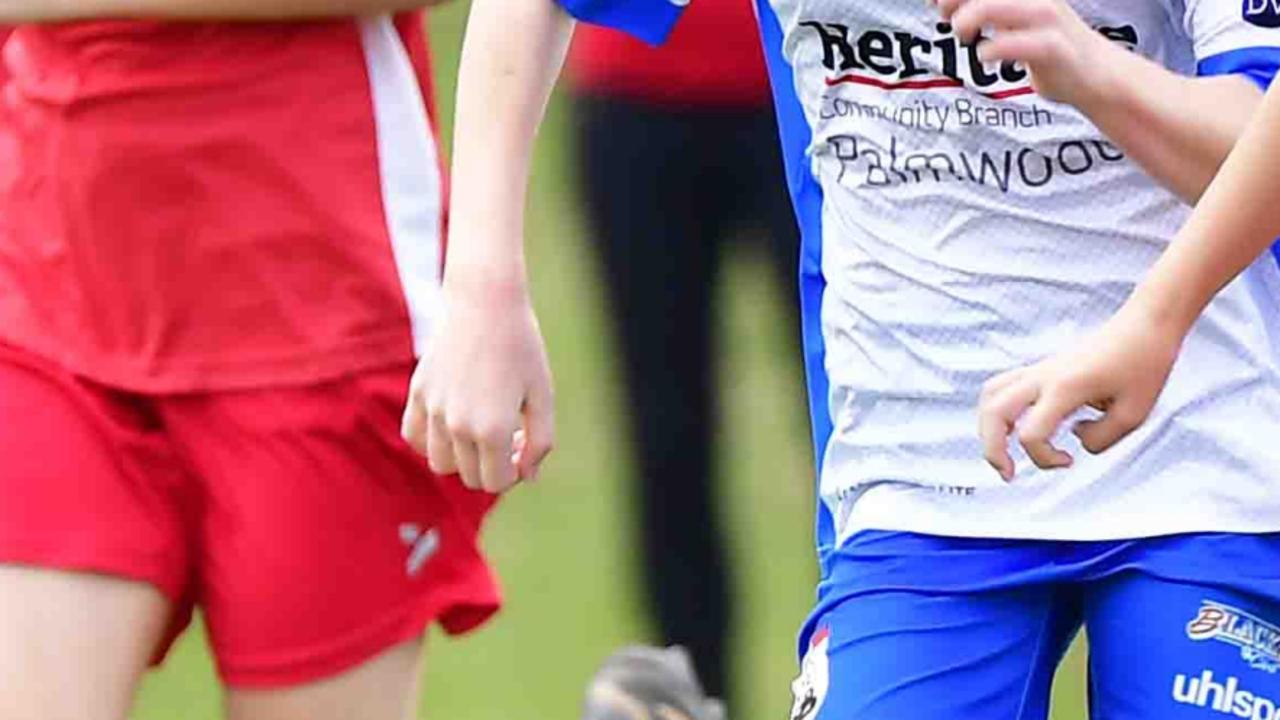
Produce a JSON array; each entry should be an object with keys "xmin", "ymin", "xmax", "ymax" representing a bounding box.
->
[{"xmin": 825, "ymin": 73, "xmax": 1037, "ymax": 100}]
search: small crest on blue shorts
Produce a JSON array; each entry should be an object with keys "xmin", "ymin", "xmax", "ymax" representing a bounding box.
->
[{"xmin": 791, "ymin": 627, "xmax": 831, "ymax": 720}]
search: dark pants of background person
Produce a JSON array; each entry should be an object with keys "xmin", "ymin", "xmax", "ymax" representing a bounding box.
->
[{"xmin": 575, "ymin": 94, "xmax": 802, "ymax": 702}]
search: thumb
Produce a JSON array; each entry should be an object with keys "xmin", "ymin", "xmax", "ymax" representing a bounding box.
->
[
  {"xmin": 1072, "ymin": 398, "xmax": 1147, "ymax": 455},
  {"xmin": 401, "ymin": 392, "xmax": 430, "ymax": 457},
  {"xmin": 517, "ymin": 378, "xmax": 556, "ymax": 481}
]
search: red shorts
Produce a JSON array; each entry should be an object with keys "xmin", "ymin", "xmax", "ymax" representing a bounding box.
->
[{"xmin": 0, "ymin": 342, "xmax": 500, "ymax": 687}]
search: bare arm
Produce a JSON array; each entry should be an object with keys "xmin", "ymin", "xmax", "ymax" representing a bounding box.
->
[
  {"xmin": 446, "ymin": 0, "xmax": 572, "ymax": 288},
  {"xmin": 1072, "ymin": 39, "xmax": 1262, "ymax": 204},
  {"xmin": 939, "ymin": 0, "xmax": 1264, "ymax": 205},
  {"xmin": 978, "ymin": 79, "xmax": 1280, "ymax": 479},
  {"xmin": 400, "ymin": 0, "xmax": 573, "ymax": 493},
  {"xmin": 1131, "ymin": 78, "xmax": 1280, "ymax": 334},
  {"xmin": 0, "ymin": 0, "xmax": 430, "ymax": 22}
]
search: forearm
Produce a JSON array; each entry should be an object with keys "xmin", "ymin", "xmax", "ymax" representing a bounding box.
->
[
  {"xmin": 0, "ymin": 0, "xmax": 426, "ymax": 21},
  {"xmin": 1128, "ymin": 81, "xmax": 1280, "ymax": 332},
  {"xmin": 1079, "ymin": 44, "xmax": 1263, "ymax": 204},
  {"xmin": 445, "ymin": 0, "xmax": 572, "ymax": 290}
]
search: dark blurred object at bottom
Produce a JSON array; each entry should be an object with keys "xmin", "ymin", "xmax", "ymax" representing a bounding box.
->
[{"xmin": 582, "ymin": 646, "xmax": 727, "ymax": 720}]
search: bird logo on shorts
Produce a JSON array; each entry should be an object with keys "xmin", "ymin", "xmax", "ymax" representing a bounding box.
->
[{"xmin": 1187, "ymin": 600, "xmax": 1280, "ymax": 674}]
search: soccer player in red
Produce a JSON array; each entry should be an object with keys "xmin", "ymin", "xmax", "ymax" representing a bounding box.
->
[{"xmin": 0, "ymin": 5, "xmax": 515, "ymax": 720}]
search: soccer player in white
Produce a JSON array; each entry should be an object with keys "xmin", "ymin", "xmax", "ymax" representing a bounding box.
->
[{"xmin": 406, "ymin": 0, "xmax": 1280, "ymax": 716}]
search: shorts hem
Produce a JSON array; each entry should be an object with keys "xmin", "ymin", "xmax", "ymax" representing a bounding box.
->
[
  {"xmin": 217, "ymin": 581, "xmax": 502, "ymax": 689},
  {"xmin": 0, "ymin": 534, "xmax": 186, "ymax": 603}
]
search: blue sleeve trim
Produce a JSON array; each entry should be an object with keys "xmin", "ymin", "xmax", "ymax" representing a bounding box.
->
[
  {"xmin": 1198, "ymin": 46, "xmax": 1280, "ymax": 91},
  {"xmin": 753, "ymin": 0, "xmax": 836, "ymax": 604},
  {"xmin": 555, "ymin": 0, "xmax": 683, "ymax": 45}
]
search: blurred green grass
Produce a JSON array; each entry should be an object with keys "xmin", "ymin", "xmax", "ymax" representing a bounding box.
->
[{"xmin": 132, "ymin": 5, "xmax": 1087, "ymax": 718}]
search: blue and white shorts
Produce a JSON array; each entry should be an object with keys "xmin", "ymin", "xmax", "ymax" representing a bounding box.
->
[{"xmin": 793, "ymin": 531, "xmax": 1280, "ymax": 720}]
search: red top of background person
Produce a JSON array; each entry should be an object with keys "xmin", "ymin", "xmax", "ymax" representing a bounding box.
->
[{"xmin": 568, "ymin": 0, "xmax": 771, "ymax": 108}]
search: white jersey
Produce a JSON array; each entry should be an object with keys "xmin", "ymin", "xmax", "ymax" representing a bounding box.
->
[
  {"xmin": 779, "ymin": 0, "xmax": 1280, "ymax": 549},
  {"xmin": 556, "ymin": 0, "xmax": 1280, "ymax": 551}
]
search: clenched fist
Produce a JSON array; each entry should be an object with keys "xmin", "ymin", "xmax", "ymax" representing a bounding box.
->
[{"xmin": 402, "ymin": 273, "xmax": 555, "ymax": 494}]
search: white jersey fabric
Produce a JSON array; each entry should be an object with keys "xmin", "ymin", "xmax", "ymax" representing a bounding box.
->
[
  {"xmin": 782, "ymin": 0, "xmax": 1280, "ymax": 548},
  {"xmin": 555, "ymin": 0, "xmax": 1280, "ymax": 552}
]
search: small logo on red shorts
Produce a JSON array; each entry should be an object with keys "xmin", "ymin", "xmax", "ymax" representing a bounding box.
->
[{"xmin": 398, "ymin": 524, "xmax": 441, "ymax": 577}]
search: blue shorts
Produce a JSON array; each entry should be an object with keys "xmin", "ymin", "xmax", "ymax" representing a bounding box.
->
[{"xmin": 793, "ymin": 532, "xmax": 1280, "ymax": 720}]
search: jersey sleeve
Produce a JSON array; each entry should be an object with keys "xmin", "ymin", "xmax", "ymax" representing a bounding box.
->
[
  {"xmin": 555, "ymin": 0, "xmax": 687, "ymax": 45},
  {"xmin": 1184, "ymin": 0, "xmax": 1280, "ymax": 88}
]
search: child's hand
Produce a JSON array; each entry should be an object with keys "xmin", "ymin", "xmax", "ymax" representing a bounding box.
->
[
  {"xmin": 401, "ymin": 268, "xmax": 556, "ymax": 494},
  {"xmin": 977, "ymin": 301, "xmax": 1185, "ymax": 481},
  {"xmin": 933, "ymin": 0, "xmax": 1118, "ymax": 108}
]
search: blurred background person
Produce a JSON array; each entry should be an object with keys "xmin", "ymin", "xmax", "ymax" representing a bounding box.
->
[{"xmin": 567, "ymin": 6, "xmax": 801, "ymax": 706}]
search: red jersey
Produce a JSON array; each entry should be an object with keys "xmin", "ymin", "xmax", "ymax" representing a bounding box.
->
[
  {"xmin": 566, "ymin": 0, "xmax": 770, "ymax": 107},
  {"xmin": 0, "ymin": 14, "xmax": 444, "ymax": 392}
]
